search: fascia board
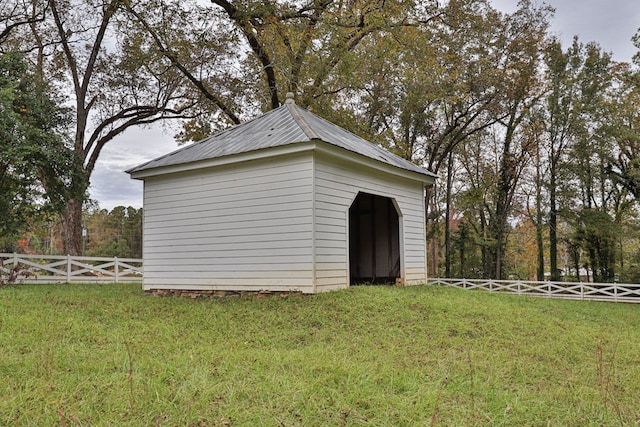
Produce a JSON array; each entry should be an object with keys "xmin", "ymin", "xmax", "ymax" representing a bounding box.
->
[
  {"xmin": 128, "ymin": 141, "xmax": 317, "ymax": 180},
  {"xmin": 129, "ymin": 139, "xmax": 436, "ymax": 185},
  {"xmin": 313, "ymin": 143, "xmax": 436, "ymax": 185}
]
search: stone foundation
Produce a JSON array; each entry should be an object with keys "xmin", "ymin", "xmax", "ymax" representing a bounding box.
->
[{"xmin": 146, "ymin": 288, "xmax": 304, "ymax": 299}]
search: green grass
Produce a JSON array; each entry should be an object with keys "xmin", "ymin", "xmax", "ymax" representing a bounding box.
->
[{"xmin": 1, "ymin": 284, "xmax": 639, "ymax": 426}]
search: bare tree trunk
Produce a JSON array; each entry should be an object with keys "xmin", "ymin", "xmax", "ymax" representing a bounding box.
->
[
  {"xmin": 492, "ymin": 136, "xmax": 513, "ymax": 281},
  {"xmin": 535, "ymin": 200, "xmax": 545, "ymax": 281},
  {"xmin": 444, "ymin": 151, "xmax": 453, "ymax": 278},
  {"xmin": 61, "ymin": 199, "xmax": 83, "ymax": 256},
  {"xmin": 425, "ymin": 185, "xmax": 439, "ymax": 278},
  {"xmin": 535, "ymin": 145, "xmax": 545, "ymax": 281},
  {"xmin": 549, "ymin": 159, "xmax": 560, "ymax": 281}
]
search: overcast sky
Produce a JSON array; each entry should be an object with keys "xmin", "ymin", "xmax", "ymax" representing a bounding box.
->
[{"xmin": 90, "ymin": 0, "xmax": 640, "ymax": 211}]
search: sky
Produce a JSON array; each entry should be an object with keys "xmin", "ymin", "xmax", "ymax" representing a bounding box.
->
[{"xmin": 89, "ymin": 0, "xmax": 640, "ymax": 211}]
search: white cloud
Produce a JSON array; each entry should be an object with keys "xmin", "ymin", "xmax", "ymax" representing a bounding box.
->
[
  {"xmin": 89, "ymin": 125, "xmax": 179, "ymax": 210},
  {"xmin": 548, "ymin": 0, "xmax": 639, "ymax": 63},
  {"xmin": 491, "ymin": 0, "xmax": 638, "ymax": 63}
]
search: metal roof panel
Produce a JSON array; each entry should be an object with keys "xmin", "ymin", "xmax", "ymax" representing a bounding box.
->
[{"xmin": 127, "ymin": 101, "xmax": 436, "ymax": 179}]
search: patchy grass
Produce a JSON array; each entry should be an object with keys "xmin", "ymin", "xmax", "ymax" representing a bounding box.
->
[{"xmin": 1, "ymin": 283, "xmax": 639, "ymax": 426}]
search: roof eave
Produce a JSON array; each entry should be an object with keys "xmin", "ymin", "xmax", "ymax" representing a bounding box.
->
[
  {"xmin": 129, "ymin": 138, "xmax": 435, "ymax": 186},
  {"xmin": 128, "ymin": 140, "xmax": 317, "ymax": 180},
  {"xmin": 313, "ymin": 143, "xmax": 436, "ymax": 185}
]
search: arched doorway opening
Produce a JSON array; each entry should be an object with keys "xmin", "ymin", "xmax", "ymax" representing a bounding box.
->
[{"xmin": 348, "ymin": 192, "xmax": 401, "ymax": 285}]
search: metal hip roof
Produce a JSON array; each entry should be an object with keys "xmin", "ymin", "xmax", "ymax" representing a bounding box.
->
[{"xmin": 127, "ymin": 101, "xmax": 436, "ymax": 180}]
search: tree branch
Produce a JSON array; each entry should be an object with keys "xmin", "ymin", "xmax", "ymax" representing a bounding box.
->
[
  {"xmin": 80, "ymin": 0, "xmax": 117, "ymax": 98},
  {"xmin": 126, "ymin": 5, "xmax": 241, "ymax": 124},
  {"xmin": 210, "ymin": 0, "xmax": 279, "ymax": 108},
  {"xmin": 85, "ymin": 104, "xmax": 193, "ymax": 175},
  {"xmin": 0, "ymin": 12, "xmax": 46, "ymax": 45},
  {"xmin": 48, "ymin": 0, "xmax": 81, "ymax": 96}
]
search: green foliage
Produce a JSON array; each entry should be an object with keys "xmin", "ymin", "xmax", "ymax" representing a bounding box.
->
[
  {"xmin": 1, "ymin": 284, "xmax": 639, "ymax": 425},
  {"xmin": 4, "ymin": 0, "xmax": 201, "ymax": 254},
  {"xmin": 620, "ymin": 250, "xmax": 640, "ymax": 283},
  {"xmin": 568, "ymin": 209, "xmax": 618, "ymax": 282},
  {"xmin": 605, "ymin": 68, "xmax": 640, "ymax": 200},
  {"xmin": 448, "ymin": 219, "xmax": 487, "ymax": 279},
  {"xmin": 84, "ymin": 206, "xmax": 143, "ymax": 258},
  {"xmin": 0, "ymin": 52, "xmax": 73, "ymax": 246}
]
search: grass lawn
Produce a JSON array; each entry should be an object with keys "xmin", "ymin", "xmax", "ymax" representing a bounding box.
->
[{"xmin": 1, "ymin": 283, "xmax": 639, "ymax": 426}]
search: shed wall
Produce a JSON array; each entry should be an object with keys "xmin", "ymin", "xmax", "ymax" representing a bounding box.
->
[
  {"xmin": 141, "ymin": 152, "xmax": 315, "ymax": 293},
  {"xmin": 313, "ymin": 152, "xmax": 427, "ymax": 292}
]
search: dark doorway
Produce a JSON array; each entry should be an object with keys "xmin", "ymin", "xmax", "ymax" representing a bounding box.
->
[{"xmin": 349, "ymin": 192, "xmax": 401, "ymax": 284}]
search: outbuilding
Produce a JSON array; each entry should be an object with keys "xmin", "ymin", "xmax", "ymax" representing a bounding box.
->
[{"xmin": 128, "ymin": 94, "xmax": 436, "ymax": 294}]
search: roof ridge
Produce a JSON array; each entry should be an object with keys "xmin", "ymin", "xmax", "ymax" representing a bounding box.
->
[{"xmin": 286, "ymin": 103, "xmax": 320, "ymax": 140}]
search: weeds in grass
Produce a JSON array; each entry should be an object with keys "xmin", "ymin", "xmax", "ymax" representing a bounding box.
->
[
  {"xmin": 467, "ymin": 349, "xmax": 476, "ymax": 423},
  {"xmin": 124, "ymin": 340, "xmax": 135, "ymax": 411},
  {"xmin": 429, "ymin": 374, "xmax": 448, "ymax": 427},
  {"xmin": 57, "ymin": 408, "xmax": 79, "ymax": 426},
  {"xmin": 0, "ymin": 258, "xmax": 28, "ymax": 286},
  {"xmin": 597, "ymin": 339, "xmax": 626, "ymax": 425}
]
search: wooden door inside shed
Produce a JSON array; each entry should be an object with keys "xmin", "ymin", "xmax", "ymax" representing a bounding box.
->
[{"xmin": 349, "ymin": 192, "xmax": 401, "ymax": 284}]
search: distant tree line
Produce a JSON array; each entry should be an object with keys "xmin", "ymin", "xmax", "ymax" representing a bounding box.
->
[
  {"xmin": 82, "ymin": 206, "xmax": 143, "ymax": 259},
  {"xmin": 5, "ymin": 205, "xmax": 142, "ymax": 259},
  {"xmin": 1, "ymin": 0, "xmax": 639, "ymax": 281}
]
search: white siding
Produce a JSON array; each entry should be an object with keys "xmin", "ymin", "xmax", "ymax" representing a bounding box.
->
[
  {"xmin": 313, "ymin": 152, "xmax": 427, "ymax": 292},
  {"xmin": 142, "ymin": 153, "xmax": 315, "ymax": 293}
]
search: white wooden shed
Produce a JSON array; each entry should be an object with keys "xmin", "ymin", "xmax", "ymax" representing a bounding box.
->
[{"xmin": 128, "ymin": 95, "xmax": 436, "ymax": 294}]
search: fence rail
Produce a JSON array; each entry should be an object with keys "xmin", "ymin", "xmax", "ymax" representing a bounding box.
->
[
  {"xmin": 0, "ymin": 253, "xmax": 143, "ymax": 284},
  {"xmin": 428, "ymin": 277, "xmax": 640, "ymax": 303}
]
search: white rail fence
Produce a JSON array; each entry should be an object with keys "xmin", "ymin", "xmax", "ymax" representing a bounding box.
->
[
  {"xmin": 428, "ymin": 277, "xmax": 640, "ymax": 303},
  {"xmin": 0, "ymin": 253, "xmax": 143, "ymax": 284}
]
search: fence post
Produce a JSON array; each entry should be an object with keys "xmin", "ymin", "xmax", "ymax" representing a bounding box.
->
[
  {"xmin": 11, "ymin": 253, "xmax": 18, "ymax": 283},
  {"xmin": 66, "ymin": 254, "xmax": 71, "ymax": 283},
  {"xmin": 115, "ymin": 257, "xmax": 119, "ymax": 283}
]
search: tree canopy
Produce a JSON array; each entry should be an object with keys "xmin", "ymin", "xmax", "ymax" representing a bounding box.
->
[
  {"xmin": 0, "ymin": 51, "xmax": 73, "ymax": 249},
  {"xmin": 2, "ymin": 0, "xmax": 640, "ymax": 281}
]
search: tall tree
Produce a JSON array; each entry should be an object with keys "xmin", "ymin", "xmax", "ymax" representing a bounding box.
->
[
  {"xmin": 485, "ymin": 1, "xmax": 549, "ymax": 279},
  {"xmin": 606, "ymin": 65, "xmax": 640, "ymax": 200},
  {"xmin": 0, "ymin": 52, "xmax": 73, "ymax": 247},
  {"xmin": 4, "ymin": 0, "xmax": 199, "ymax": 254},
  {"xmin": 539, "ymin": 38, "xmax": 629, "ymax": 282},
  {"xmin": 539, "ymin": 38, "xmax": 586, "ymax": 280},
  {"xmin": 519, "ymin": 109, "xmax": 546, "ymax": 280},
  {"xmin": 564, "ymin": 43, "xmax": 620, "ymax": 281},
  {"xmin": 599, "ymin": 63, "xmax": 640, "ymax": 280},
  {"xmin": 455, "ymin": 129, "xmax": 496, "ymax": 278},
  {"xmin": 338, "ymin": 0, "xmax": 529, "ymax": 274}
]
